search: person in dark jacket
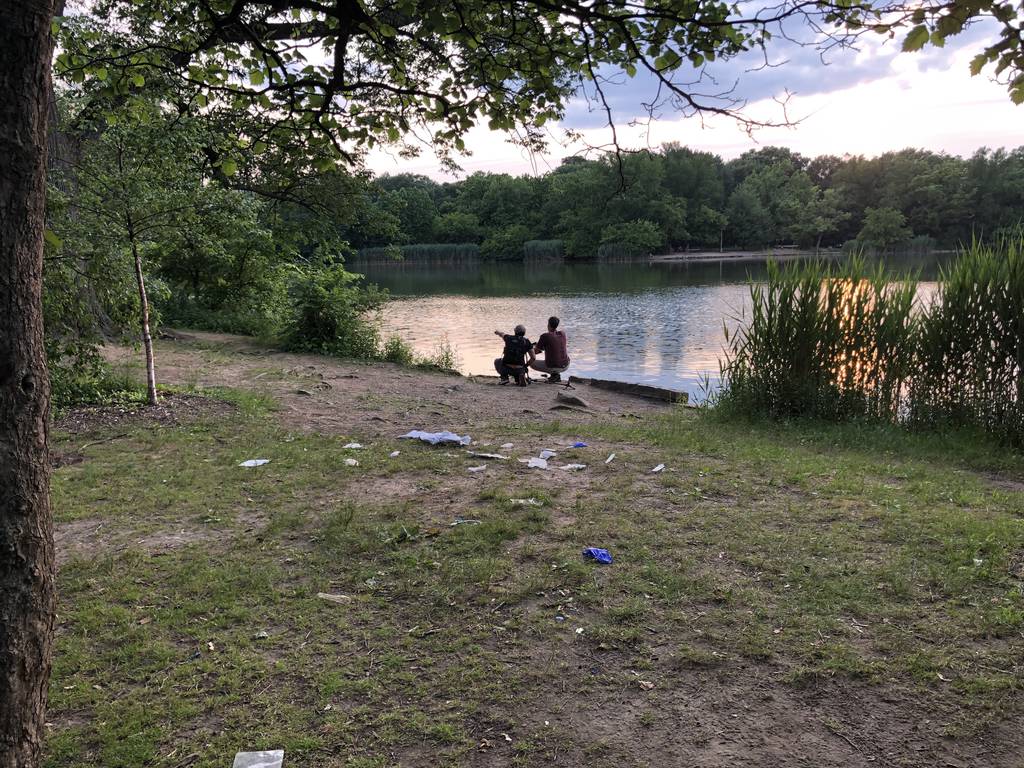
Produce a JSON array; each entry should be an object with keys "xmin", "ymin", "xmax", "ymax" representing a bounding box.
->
[
  {"xmin": 493, "ymin": 325, "xmax": 535, "ymax": 386},
  {"xmin": 530, "ymin": 316, "xmax": 570, "ymax": 382}
]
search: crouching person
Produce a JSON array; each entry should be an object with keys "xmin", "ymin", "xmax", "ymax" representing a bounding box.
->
[
  {"xmin": 530, "ymin": 316, "xmax": 570, "ymax": 383},
  {"xmin": 494, "ymin": 325, "xmax": 535, "ymax": 386}
]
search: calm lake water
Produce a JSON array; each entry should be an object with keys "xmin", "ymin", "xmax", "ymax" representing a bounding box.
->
[{"xmin": 359, "ymin": 255, "xmax": 944, "ymax": 401}]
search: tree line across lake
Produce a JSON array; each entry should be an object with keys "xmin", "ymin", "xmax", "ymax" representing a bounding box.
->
[
  {"xmin": 349, "ymin": 144, "xmax": 1024, "ymax": 261},
  {"xmin": 44, "ymin": 92, "xmax": 1024, "ymax": 409}
]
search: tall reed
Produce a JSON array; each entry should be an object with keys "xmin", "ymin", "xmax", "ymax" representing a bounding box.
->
[
  {"xmin": 910, "ymin": 240, "xmax": 1024, "ymax": 445},
  {"xmin": 716, "ymin": 258, "xmax": 919, "ymax": 421},
  {"xmin": 356, "ymin": 243, "xmax": 481, "ymax": 262}
]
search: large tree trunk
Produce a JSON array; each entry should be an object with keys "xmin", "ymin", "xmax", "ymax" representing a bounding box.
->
[{"xmin": 0, "ymin": 2, "xmax": 58, "ymax": 767}]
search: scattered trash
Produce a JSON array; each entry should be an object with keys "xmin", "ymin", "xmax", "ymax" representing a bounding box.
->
[
  {"xmin": 575, "ymin": 627, "xmax": 584, "ymax": 635},
  {"xmin": 973, "ymin": 558, "xmax": 984, "ymax": 567},
  {"xmin": 389, "ymin": 450, "xmax": 401, "ymax": 458},
  {"xmin": 343, "ymin": 442, "xmax": 363, "ymax": 449},
  {"xmin": 399, "ymin": 430, "xmax": 471, "ymax": 446},
  {"xmin": 254, "ymin": 630, "xmax": 269, "ymax": 640},
  {"xmin": 232, "ymin": 750, "xmax": 284, "ymax": 768},
  {"xmin": 560, "ymin": 463, "xmax": 587, "ymax": 471},
  {"xmin": 239, "ymin": 459, "xmax": 270, "ymax": 468},
  {"xmin": 572, "ymin": 441, "xmax": 588, "ymax": 448},
  {"xmin": 344, "ymin": 458, "xmax": 359, "ymax": 467},
  {"xmin": 502, "ymin": 734, "xmax": 512, "ymax": 743},
  {"xmin": 467, "ymin": 451, "xmax": 509, "ymax": 460},
  {"xmin": 317, "ymin": 592, "xmax": 352, "ymax": 605},
  {"xmin": 525, "ymin": 457, "xmax": 549, "ymax": 469},
  {"xmin": 510, "ymin": 498, "xmax": 543, "ymax": 507},
  {"xmin": 582, "ymin": 547, "xmax": 613, "ymax": 565},
  {"xmin": 638, "ymin": 680, "xmax": 655, "ymax": 691},
  {"xmin": 539, "ymin": 449, "xmax": 557, "ymax": 460},
  {"xmin": 206, "ymin": 641, "xmax": 215, "ymax": 651},
  {"xmin": 467, "ymin": 465, "xmax": 487, "ymax": 473},
  {"xmin": 605, "ymin": 453, "xmax": 616, "ymax": 464},
  {"xmin": 651, "ymin": 464, "xmax": 666, "ymax": 473},
  {"xmin": 555, "ymin": 615, "xmax": 566, "ymax": 622},
  {"xmin": 500, "ymin": 443, "xmax": 514, "ymax": 450},
  {"xmin": 451, "ymin": 518, "xmax": 482, "ymax": 526}
]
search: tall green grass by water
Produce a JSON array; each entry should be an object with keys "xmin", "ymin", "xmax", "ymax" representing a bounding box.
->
[
  {"xmin": 716, "ymin": 258, "xmax": 918, "ymax": 421},
  {"xmin": 909, "ymin": 241, "xmax": 1024, "ymax": 445},
  {"xmin": 716, "ymin": 243, "xmax": 1024, "ymax": 446}
]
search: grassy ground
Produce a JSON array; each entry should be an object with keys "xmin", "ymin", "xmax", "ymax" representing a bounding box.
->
[{"xmin": 44, "ymin": 344, "xmax": 1024, "ymax": 767}]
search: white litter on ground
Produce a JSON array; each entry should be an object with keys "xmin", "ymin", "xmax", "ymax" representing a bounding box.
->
[
  {"xmin": 500, "ymin": 443, "xmax": 514, "ymax": 450},
  {"xmin": 605, "ymin": 453, "xmax": 616, "ymax": 464},
  {"xmin": 539, "ymin": 449, "xmax": 557, "ymax": 460},
  {"xmin": 232, "ymin": 750, "xmax": 284, "ymax": 768},
  {"xmin": 651, "ymin": 464, "xmax": 666, "ymax": 473},
  {"xmin": 239, "ymin": 459, "xmax": 270, "ymax": 468},
  {"xmin": 525, "ymin": 457, "xmax": 549, "ymax": 469},
  {"xmin": 343, "ymin": 442, "xmax": 363, "ymax": 449},
  {"xmin": 510, "ymin": 498, "xmax": 544, "ymax": 507},
  {"xmin": 389, "ymin": 450, "xmax": 401, "ymax": 458},
  {"xmin": 344, "ymin": 458, "xmax": 359, "ymax": 467},
  {"xmin": 399, "ymin": 430, "xmax": 471, "ymax": 446},
  {"xmin": 467, "ymin": 465, "xmax": 487, "ymax": 473},
  {"xmin": 467, "ymin": 451, "xmax": 508, "ymax": 460},
  {"xmin": 560, "ymin": 463, "xmax": 587, "ymax": 471}
]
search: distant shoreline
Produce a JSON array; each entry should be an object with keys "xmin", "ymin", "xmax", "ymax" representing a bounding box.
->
[{"xmin": 651, "ymin": 249, "xmax": 843, "ymax": 264}]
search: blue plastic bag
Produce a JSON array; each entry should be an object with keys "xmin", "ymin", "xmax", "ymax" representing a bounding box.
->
[
  {"xmin": 573, "ymin": 441, "xmax": 588, "ymax": 448},
  {"xmin": 582, "ymin": 547, "xmax": 613, "ymax": 565}
]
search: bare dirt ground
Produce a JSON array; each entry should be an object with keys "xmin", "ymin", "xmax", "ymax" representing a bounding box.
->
[{"xmin": 114, "ymin": 330, "xmax": 670, "ymax": 438}]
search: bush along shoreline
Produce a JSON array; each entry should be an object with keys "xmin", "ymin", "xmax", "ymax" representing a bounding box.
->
[{"xmin": 714, "ymin": 240, "xmax": 1024, "ymax": 447}]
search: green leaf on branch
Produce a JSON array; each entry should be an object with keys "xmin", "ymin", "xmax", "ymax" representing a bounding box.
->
[{"xmin": 902, "ymin": 25, "xmax": 929, "ymax": 52}]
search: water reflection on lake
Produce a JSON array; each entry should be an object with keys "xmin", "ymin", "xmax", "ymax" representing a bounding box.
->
[{"xmin": 360, "ymin": 256, "xmax": 943, "ymax": 401}]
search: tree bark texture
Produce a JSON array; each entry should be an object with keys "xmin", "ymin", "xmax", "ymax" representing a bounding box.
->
[
  {"xmin": 129, "ymin": 233, "xmax": 158, "ymax": 405},
  {"xmin": 0, "ymin": 1, "xmax": 58, "ymax": 767}
]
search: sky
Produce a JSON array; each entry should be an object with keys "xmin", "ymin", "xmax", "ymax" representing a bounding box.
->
[{"xmin": 367, "ymin": 19, "xmax": 1022, "ymax": 180}]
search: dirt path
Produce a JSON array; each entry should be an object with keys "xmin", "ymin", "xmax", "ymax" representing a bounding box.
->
[{"xmin": 112, "ymin": 330, "xmax": 671, "ymax": 440}]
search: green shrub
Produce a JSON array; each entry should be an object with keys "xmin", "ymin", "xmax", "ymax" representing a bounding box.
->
[
  {"xmin": 417, "ymin": 339, "xmax": 461, "ymax": 372},
  {"xmin": 281, "ymin": 264, "xmax": 386, "ymax": 359},
  {"xmin": 380, "ymin": 335, "xmax": 416, "ymax": 366}
]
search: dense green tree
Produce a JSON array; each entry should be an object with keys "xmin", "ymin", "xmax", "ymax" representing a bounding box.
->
[
  {"xmin": 859, "ymin": 206, "xmax": 913, "ymax": 250},
  {"xmin": 726, "ymin": 184, "xmax": 773, "ymax": 248},
  {"xmin": 433, "ymin": 211, "xmax": 483, "ymax": 243},
  {"xmin": 599, "ymin": 219, "xmax": 665, "ymax": 257}
]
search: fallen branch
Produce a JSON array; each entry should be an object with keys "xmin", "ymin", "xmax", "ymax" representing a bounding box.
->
[{"xmin": 78, "ymin": 432, "xmax": 129, "ymax": 452}]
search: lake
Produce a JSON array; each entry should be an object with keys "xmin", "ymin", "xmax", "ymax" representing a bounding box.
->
[{"xmin": 359, "ymin": 255, "xmax": 943, "ymax": 401}]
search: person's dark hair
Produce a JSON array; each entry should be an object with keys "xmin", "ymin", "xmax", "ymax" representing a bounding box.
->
[
  {"xmin": 514, "ymin": 324, "xmax": 526, "ymax": 336},
  {"xmin": 548, "ymin": 316, "xmax": 560, "ymax": 330}
]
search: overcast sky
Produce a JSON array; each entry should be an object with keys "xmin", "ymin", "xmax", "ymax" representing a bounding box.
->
[{"xmin": 367, "ymin": 20, "xmax": 1022, "ymax": 180}]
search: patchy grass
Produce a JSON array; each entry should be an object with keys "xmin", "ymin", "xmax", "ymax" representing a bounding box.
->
[{"xmin": 45, "ymin": 381, "xmax": 1024, "ymax": 767}]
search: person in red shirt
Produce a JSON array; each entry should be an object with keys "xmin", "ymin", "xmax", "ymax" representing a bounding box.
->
[{"xmin": 530, "ymin": 316, "xmax": 570, "ymax": 383}]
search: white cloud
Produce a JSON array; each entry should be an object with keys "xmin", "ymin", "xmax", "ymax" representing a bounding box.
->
[{"xmin": 367, "ymin": 30, "xmax": 1022, "ymax": 180}]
